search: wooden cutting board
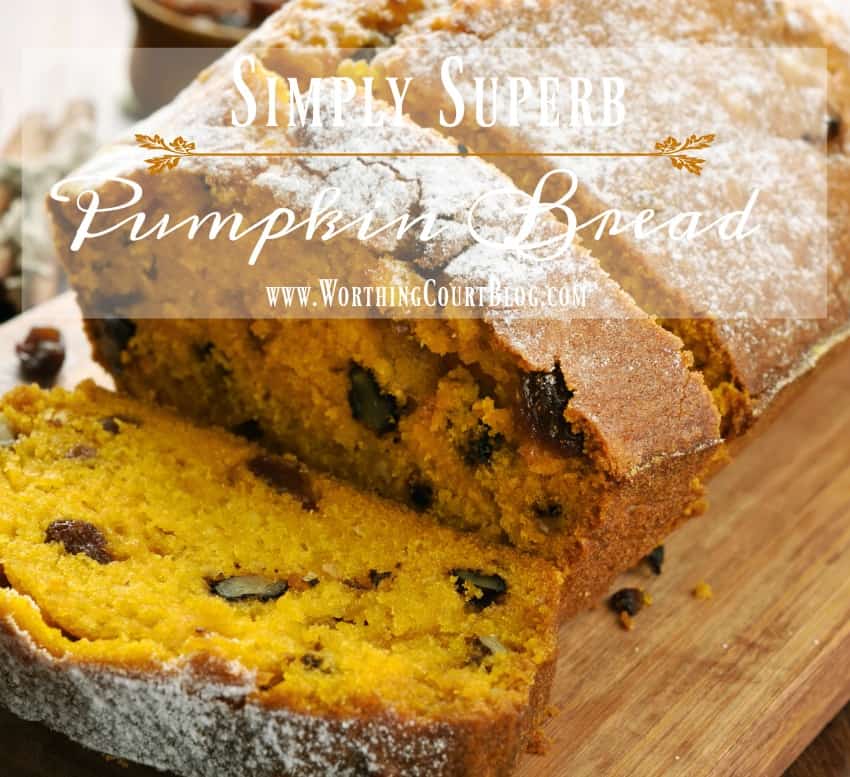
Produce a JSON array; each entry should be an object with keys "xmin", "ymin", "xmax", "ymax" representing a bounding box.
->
[{"xmin": 0, "ymin": 293, "xmax": 848, "ymax": 777}]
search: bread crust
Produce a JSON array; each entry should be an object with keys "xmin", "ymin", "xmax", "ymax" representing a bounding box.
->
[
  {"xmin": 0, "ymin": 608, "xmax": 555, "ymax": 777},
  {"xmin": 557, "ymin": 446, "xmax": 716, "ymax": 617}
]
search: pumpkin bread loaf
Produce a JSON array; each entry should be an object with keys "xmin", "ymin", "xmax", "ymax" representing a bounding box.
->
[
  {"xmin": 0, "ymin": 382, "xmax": 562, "ymax": 777},
  {"xmin": 48, "ymin": 53, "xmax": 722, "ymax": 613}
]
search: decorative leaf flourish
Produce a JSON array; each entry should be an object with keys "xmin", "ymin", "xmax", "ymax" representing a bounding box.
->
[
  {"xmin": 655, "ymin": 136, "xmax": 680, "ymax": 154},
  {"xmin": 654, "ymin": 133, "xmax": 716, "ymax": 175},
  {"xmin": 134, "ymin": 131, "xmax": 716, "ymax": 176},
  {"xmin": 170, "ymin": 136, "xmax": 196, "ymax": 154},
  {"xmin": 136, "ymin": 134, "xmax": 196, "ymax": 173},
  {"xmin": 144, "ymin": 155, "xmax": 182, "ymax": 175},
  {"xmin": 670, "ymin": 155, "xmax": 706, "ymax": 175},
  {"xmin": 135, "ymin": 133, "xmax": 168, "ymax": 151}
]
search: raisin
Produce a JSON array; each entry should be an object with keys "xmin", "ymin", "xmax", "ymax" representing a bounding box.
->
[
  {"xmin": 519, "ymin": 368, "xmax": 584, "ymax": 455},
  {"xmin": 65, "ymin": 444, "xmax": 97, "ymax": 460},
  {"xmin": 804, "ymin": 115, "xmax": 842, "ymax": 145},
  {"xmin": 343, "ymin": 570, "xmax": 391, "ymax": 590},
  {"xmin": 462, "ymin": 422, "xmax": 504, "ymax": 468},
  {"xmin": 407, "ymin": 476, "xmax": 434, "ymax": 512},
  {"xmin": 368, "ymin": 569, "xmax": 392, "ymax": 588},
  {"xmin": 343, "ymin": 576, "xmax": 371, "ymax": 591},
  {"xmin": 101, "ymin": 417, "xmax": 120, "ymax": 434},
  {"xmin": 194, "ymin": 342, "xmax": 215, "ymax": 359},
  {"xmin": 645, "ymin": 546, "xmax": 665, "ymax": 575},
  {"xmin": 533, "ymin": 501, "xmax": 565, "ymax": 533},
  {"xmin": 90, "ymin": 318, "xmax": 136, "ymax": 374},
  {"xmin": 300, "ymin": 653, "xmax": 324, "ymax": 670},
  {"xmin": 16, "ymin": 327, "xmax": 65, "ymax": 386},
  {"xmin": 533, "ymin": 502, "xmax": 563, "ymax": 520},
  {"xmin": 210, "ymin": 575, "xmax": 288, "ymax": 602},
  {"xmin": 194, "ymin": 341, "xmax": 232, "ymax": 379},
  {"xmin": 45, "ymin": 519, "xmax": 112, "ymax": 565},
  {"xmin": 609, "ymin": 587, "xmax": 645, "ymax": 617},
  {"xmin": 247, "ymin": 455, "xmax": 318, "ymax": 511},
  {"xmin": 231, "ymin": 419, "xmax": 263, "ymax": 442},
  {"xmin": 347, "ymin": 363, "xmax": 400, "ymax": 435},
  {"xmin": 452, "ymin": 569, "xmax": 508, "ymax": 610},
  {"xmin": 100, "ymin": 415, "xmax": 139, "ymax": 434}
]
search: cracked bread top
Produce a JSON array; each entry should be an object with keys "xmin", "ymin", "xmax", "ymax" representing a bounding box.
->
[{"xmin": 366, "ymin": 0, "xmax": 850, "ymax": 408}]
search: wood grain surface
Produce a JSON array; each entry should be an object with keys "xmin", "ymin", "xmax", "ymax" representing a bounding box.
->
[
  {"xmin": 0, "ymin": 293, "xmax": 848, "ymax": 777},
  {"xmin": 788, "ymin": 707, "xmax": 850, "ymax": 777}
]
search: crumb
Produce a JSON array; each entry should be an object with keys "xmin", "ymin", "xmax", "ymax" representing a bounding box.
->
[
  {"xmin": 642, "ymin": 591, "xmax": 653, "ymax": 606},
  {"xmin": 619, "ymin": 611, "xmax": 634, "ymax": 631},
  {"xmin": 693, "ymin": 581, "xmax": 713, "ymax": 600},
  {"xmin": 526, "ymin": 728, "xmax": 552, "ymax": 755}
]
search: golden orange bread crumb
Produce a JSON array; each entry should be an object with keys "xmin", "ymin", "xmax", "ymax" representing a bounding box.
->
[
  {"xmin": 524, "ymin": 727, "xmax": 552, "ymax": 755},
  {"xmin": 103, "ymin": 317, "xmax": 603, "ymax": 550},
  {"xmin": 83, "ymin": 313, "xmax": 719, "ymax": 616},
  {"xmin": 693, "ymin": 581, "xmax": 714, "ymax": 600},
  {"xmin": 0, "ymin": 382, "xmax": 562, "ymax": 775}
]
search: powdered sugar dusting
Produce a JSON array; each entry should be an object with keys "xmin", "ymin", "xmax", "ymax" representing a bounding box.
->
[
  {"xmin": 0, "ymin": 612, "xmax": 456, "ymax": 777},
  {"xmin": 373, "ymin": 0, "xmax": 849, "ymax": 402}
]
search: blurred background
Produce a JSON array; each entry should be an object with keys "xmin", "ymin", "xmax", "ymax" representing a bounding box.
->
[{"xmin": 0, "ymin": 0, "xmax": 286, "ymax": 323}]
